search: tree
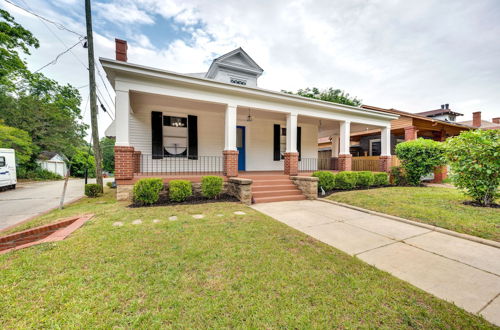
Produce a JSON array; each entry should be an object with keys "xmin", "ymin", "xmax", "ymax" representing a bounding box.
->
[
  {"xmin": 69, "ymin": 147, "xmax": 95, "ymax": 178},
  {"xmin": 283, "ymin": 87, "xmax": 362, "ymax": 106},
  {"xmin": 0, "ymin": 9, "xmax": 39, "ymax": 86},
  {"xmin": 100, "ymin": 137, "xmax": 115, "ymax": 173},
  {"xmin": 0, "ymin": 121, "xmax": 33, "ymax": 165},
  {"xmin": 445, "ymin": 130, "xmax": 499, "ymax": 206},
  {"xmin": 395, "ymin": 138, "xmax": 446, "ymax": 186}
]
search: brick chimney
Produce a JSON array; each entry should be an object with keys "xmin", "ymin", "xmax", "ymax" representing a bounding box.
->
[
  {"xmin": 493, "ymin": 117, "xmax": 500, "ymax": 124},
  {"xmin": 472, "ymin": 111, "xmax": 481, "ymax": 127},
  {"xmin": 115, "ymin": 39, "xmax": 127, "ymax": 62}
]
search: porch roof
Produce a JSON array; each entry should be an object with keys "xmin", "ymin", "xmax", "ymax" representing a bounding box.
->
[{"xmin": 100, "ymin": 57, "xmax": 399, "ymax": 123}]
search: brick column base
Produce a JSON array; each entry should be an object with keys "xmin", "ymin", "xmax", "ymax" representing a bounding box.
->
[
  {"xmin": 379, "ymin": 155, "xmax": 392, "ymax": 173},
  {"xmin": 284, "ymin": 152, "xmax": 299, "ymax": 176},
  {"xmin": 432, "ymin": 165, "xmax": 448, "ymax": 183},
  {"xmin": 114, "ymin": 146, "xmax": 135, "ymax": 180},
  {"xmin": 133, "ymin": 151, "xmax": 141, "ymax": 174},
  {"xmin": 404, "ymin": 126, "xmax": 418, "ymax": 141},
  {"xmin": 338, "ymin": 154, "xmax": 352, "ymax": 171},
  {"xmin": 223, "ymin": 150, "xmax": 239, "ymax": 177}
]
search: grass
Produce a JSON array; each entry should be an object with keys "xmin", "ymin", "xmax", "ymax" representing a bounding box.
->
[
  {"xmin": 329, "ymin": 186, "xmax": 500, "ymax": 242},
  {"xmin": 0, "ymin": 189, "xmax": 495, "ymax": 328}
]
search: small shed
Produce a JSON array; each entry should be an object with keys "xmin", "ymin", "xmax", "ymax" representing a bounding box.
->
[{"xmin": 36, "ymin": 151, "xmax": 68, "ymax": 177}]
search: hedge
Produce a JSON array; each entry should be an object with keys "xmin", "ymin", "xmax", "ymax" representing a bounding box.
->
[
  {"xmin": 356, "ymin": 171, "xmax": 374, "ymax": 188},
  {"xmin": 85, "ymin": 183, "xmax": 103, "ymax": 198},
  {"xmin": 373, "ymin": 172, "xmax": 389, "ymax": 186},
  {"xmin": 335, "ymin": 171, "xmax": 357, "ymax": 190},
  {"xmin": 133, "ymin": 178, "xmax": 163, "ymax": 205},
  {"xmin": 201, "ymin": 176, "xmax": 223, "ymax": 198},
  {"xmin": 312, "ymin": 171, "xmax": 336, "ymax": 191},
  {"xmin": 169, "ymin": 180, "xmax": 192, "ymax": 202}
]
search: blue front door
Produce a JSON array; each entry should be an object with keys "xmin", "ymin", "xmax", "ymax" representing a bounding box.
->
[{"xmin": 236, "ymin": 126, "xmax": 245, "ymax": 171}]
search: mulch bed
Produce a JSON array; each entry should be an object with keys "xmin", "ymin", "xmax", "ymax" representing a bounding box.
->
[
  {"xmin": 463, "ymin": 201, "xmax": 500, "ymax": 208},
  {"xmin": 129, "ymin": 193, "xmax": 239, "ymax": 208}
]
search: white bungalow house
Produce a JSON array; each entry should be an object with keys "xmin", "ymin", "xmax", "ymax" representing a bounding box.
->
[{"xmin": 102, "ymin": 39, "xmax": 398, "ymax": 203}]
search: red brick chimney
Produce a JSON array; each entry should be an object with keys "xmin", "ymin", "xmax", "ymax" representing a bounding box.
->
[
  {"xmin": 115, "ymin": 39, "xmax": 127, "ymax": 62},
  {"xmin": 492, "ymin": 117, "xmax": 500, "ymax": 124},
  {"xmin": 472, "ymin": 111, "xmax": 481, "ymax": 127}
]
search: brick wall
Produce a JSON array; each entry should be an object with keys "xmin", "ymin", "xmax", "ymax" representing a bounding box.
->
[
  {"xmin": 379, "ymin": 155, "xmax": 392, "ymax": 172},
  {"xmin": 432, "ymin": 165, "xmax": 448, "ymax": 183},
  {"xmin": 284, "ymin": 152, "xmax": 298, "ymax": 175},
  {"xmin": 338, "ymin": 154, "xmax": 352, "ymax": 171},
  {"xmin": 114, "ymin": 146, "xmax": 135, "ymax": 180},
  {"xmin": 133, "ymin": 151, "xmax": 141, "ymax": 174},
  {"xmin": 404, "ymin": 126, "xmax": 418, "ymax": 141},
  {"xmin": 223, "ymin": 150, "xmax": 239, "ymax": 177}
]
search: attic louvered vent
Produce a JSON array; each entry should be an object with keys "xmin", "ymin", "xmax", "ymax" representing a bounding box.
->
[{"xmin": 230, "ymin": 78, "xmax": 247, "ymax": 86}]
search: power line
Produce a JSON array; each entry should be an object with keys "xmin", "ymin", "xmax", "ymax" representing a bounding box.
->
[
  {"xmin": 96, "ymin": 87, "xmax": 114, "ymax": 118},
  {"xmin": 18, "ymin": 0, "xmax": 89, "ymax": 71},
  {"xmin": 95, "ymin": 62, "xmax": 115, "ymax": 106},
  {"xmin": 34, "ymin": 38, "xmax": 85, "ymax": 73},
  {"xmin": 4, "ymin": 0, "xmax": 85, "ymax": 38}
]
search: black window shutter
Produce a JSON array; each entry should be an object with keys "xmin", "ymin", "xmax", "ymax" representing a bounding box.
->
[
  {"xmin": 273, "ymin": 124, "xmax": 280, "ymax": 161},
  {"xmin": 188, "ymin": 115, "xmax": 198, "ymax": 160},
  {"xmin": 151, "ymin": 111, "xmax": 163, "ymax": 159},
  {"xmin": 297, "ymin": 126, "xmax": 302, "ymax": 161}
]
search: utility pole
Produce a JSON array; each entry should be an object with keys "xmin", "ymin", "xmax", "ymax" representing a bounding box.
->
[{"xmin": 85, "ymin": 0, "xmax": 103, "ymax": 188}]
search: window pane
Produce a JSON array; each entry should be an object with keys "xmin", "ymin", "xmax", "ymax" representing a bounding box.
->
[
  {"xmin": 372, "ymin": 142, "xmax": 381, "ymax": 156},
  {"xmin": 237, "ymin": 127, "xmax": 243, "ymax": 148}
]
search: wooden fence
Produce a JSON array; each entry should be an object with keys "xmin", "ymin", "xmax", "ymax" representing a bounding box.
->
[{"xmin": 351, "ymin": 156, "xmax": 401, "ymax": 172}]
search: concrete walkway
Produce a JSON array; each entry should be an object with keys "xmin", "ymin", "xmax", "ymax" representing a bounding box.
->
[{"xmin": 252, "ymin": 200, "xmax": 500, "ymax": 326}]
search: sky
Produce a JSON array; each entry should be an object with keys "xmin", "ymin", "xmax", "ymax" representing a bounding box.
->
[{"xmin": 2, "ymin": 0, "xmax": 500, "ymax": 138}]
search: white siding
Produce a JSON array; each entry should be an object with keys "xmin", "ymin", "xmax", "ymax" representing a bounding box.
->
[{"xmin": 129, "ymin": 104, "xmax": 318, "ymax": 172}]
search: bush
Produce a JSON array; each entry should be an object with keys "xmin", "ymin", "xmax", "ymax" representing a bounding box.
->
[
  {"xmin": 85, "ymin": 184, "xmax": 103, "ymax": 198},
  {"xmin": 335, "ymin": 171, "xmax": 357, "ymax": 190},
  {"xmin": 106, "ymin": 181, "xmax": 113, "ymax": 188},
  {"xmin": 169, "ymin": 180, "xmax": 192, "ymax": 202},
  {"xmin": 390, "ymin": 166, "xmax": 407, "ymax": 186},
  {"xmin": 373, "ymin": 172, "xmax": 389, "ymax": 186},
  {"xmin": 133, "ymin": 178, "xmax": 163, "ymax": 205},
  {"xmin": 312, "ymin": 171, "xmax": 336, "ymax": 191},
  {"xmin": 201, "ymin": 176, "xmax": 223, "ymax": 198},
  {"xmin": 356, "ymin": 171, "xmax": 374, "ymax": 188},
  {"xmin": 18, "ymin": 168, "xmax": 63, "ymax": 181},
  {"xmin": 445, "ymin": 130, "xmax": 499, "ymax": 206},
  {"xmin": 395, "ymin": 138, "xmax": 446, "ymax": 186}
]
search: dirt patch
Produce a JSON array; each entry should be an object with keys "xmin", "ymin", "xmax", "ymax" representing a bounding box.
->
[{"xmin": 463, "ymin": 201, "xmax": 500, "ymax": 208}]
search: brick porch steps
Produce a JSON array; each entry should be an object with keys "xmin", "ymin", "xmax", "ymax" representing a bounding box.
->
[{"xmin": 240, "ymin": 173, "xmax": 306, "ymax": 204}]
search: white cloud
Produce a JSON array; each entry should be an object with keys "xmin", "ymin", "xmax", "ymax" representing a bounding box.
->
[{"xmin": 94, "ymin": 1, "xmax": 154, "ymax": 25}]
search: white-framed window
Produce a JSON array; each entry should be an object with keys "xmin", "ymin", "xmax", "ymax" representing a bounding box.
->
[
  {"xmin": 230, "ymin": 77, "xmax": 247, "ymax": 86},
  {"xmin": 0, "ymin": 156, "xmax": 5, "ymax": 167},
  {"xmin": 280, "ymin": 127, "xmax": 286, "ymax": 159},
  {"xmin": 163, "ymin": 116, "xmax": 188, "ymax": 157},
  {"xmin": 369, "ymin": 139, "xmax": 381, "ymax": 156}
]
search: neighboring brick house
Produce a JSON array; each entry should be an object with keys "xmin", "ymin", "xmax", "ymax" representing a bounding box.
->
[{"xmin": 458, "ymin": 111, "xmax": 500, "ymax": 130}]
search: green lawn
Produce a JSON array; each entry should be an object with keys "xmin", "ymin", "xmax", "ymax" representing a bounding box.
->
[
  {"xmin": 329, "ymin": 187, "xmax": 500, "ymax": 242},
  {"xmin": 0, "ymin": 189, "xmax": 495, "ymax": 328}
]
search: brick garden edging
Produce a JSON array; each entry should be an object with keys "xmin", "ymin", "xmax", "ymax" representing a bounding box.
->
[
  {"xmin": 319, "ymin": 199, "xmax": 500, "ymax": 249},
  {"xmin": 0, "ymin": 214, "xmax": 94, "ymax": 255}
]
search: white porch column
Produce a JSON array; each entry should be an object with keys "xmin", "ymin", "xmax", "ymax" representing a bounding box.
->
[
  {"xmin": 339, "ymin": 121, "xmax": 351, "ymax": 155},
  {"xmin": 381, "ymin": 126, "xmax": 391, "ymax": 156},
  {"xmin": 286, "ymin": 113, "xmax": 298, "ymax": 152},
  {"xmin": 224, "ymin": 104, "xmax": 237, "ymax": 150},
  {"xmin": 331, "ymin": 134, "xmax": 339, "ymax": 157},
  {"xmin": 115, "ymin": 89, "xmax": 130, "ymax": 146}
]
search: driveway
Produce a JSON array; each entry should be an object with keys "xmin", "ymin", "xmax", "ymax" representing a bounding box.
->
[
  {"xmin": 0, "ymin": 178, "xmax": 111, "ymax": 231},
  {"xmin": 252, "ymin": 200, "xmax": 500, "ymax": 326}
]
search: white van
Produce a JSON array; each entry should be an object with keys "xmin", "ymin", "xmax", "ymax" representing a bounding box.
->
[{"xmin": 0, "ymin": 148, "xmax": 17, "ymax": 190}]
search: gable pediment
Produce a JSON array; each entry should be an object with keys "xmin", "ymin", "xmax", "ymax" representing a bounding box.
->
[{"xmin": 205, "ymin": 48, "xmax": 263, "ymax": 83}]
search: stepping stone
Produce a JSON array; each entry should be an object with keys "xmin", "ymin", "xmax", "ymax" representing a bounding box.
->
[
  {"xmin": 168, "ymin": 216, "xmax": 178, "ymax": 221},
  {"xmin": 234, "ymin": 211, "xmax": 246, "ymax": 215},
  {"xmin": 192, "ymin": 214, "xmax": 205, "ymax": 219},
  {"xmin": 152, "ymin": 219, "xmax": 161, "ymax": 223},
  {"xmin": 112, "ymin": 221, "xmax": 123, "ymax": 227},
  {"xmin": 132, "ymin": 219, "xmax": 142, "ymax": 225},
  {"xmin": 217, "ymin": 214, "xmax": 224, "ymax": 217}
]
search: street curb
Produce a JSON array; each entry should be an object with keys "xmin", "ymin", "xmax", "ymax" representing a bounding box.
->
[
  {"xmin": 319, "ymin": 198, "xmax": 500, "ymax": 249},
  {"xmin": 0, "ymin": 196, "xmax": 85, "ymax": 234}
]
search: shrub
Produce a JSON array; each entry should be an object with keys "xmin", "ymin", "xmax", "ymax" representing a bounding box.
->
[
  {"xmin": 169, "ymin": 180, "xmax": 192, "ymax": 202},
  {"xmin": 85, "ymin": 183, "xmax": 103, "ymax": 198},
  {"xmin": 445, "ymin": 129, "xmax": 499, "ymax": 206},
  {"xmin": 335, "ymin": 171, "xmax": 357, "ymax": 190},
  {"xmin": 106, "ymin": 181, "xmax": 113, "ymax": 188},
  {"xmin": 133, "ymin": 178, "xmax": 163, "ymax": 205},
  {"xmin": 201, "ymin": 176, "xmax": 223, "ymax": 198},
  {"xmin": 390, "ymin": 166, "xmax": 407, "ymax": 186},
  {"xmin": 18, "ymin": 168, "xmax": 63, "ymax": 181},
  {"xmin": 356, "ymin": 171, "xmax": 374, "ymax": 188},
  {"xmin": 395, "ymin": 138, "xmax": 446, "ymax": 186},
  {"xmin": 312, "ymin": 171, "xmax": 336, "ymax": 191},
  {"xmin": 373, "ymin": 172, "xmax": 389, "ymax": 186}
]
